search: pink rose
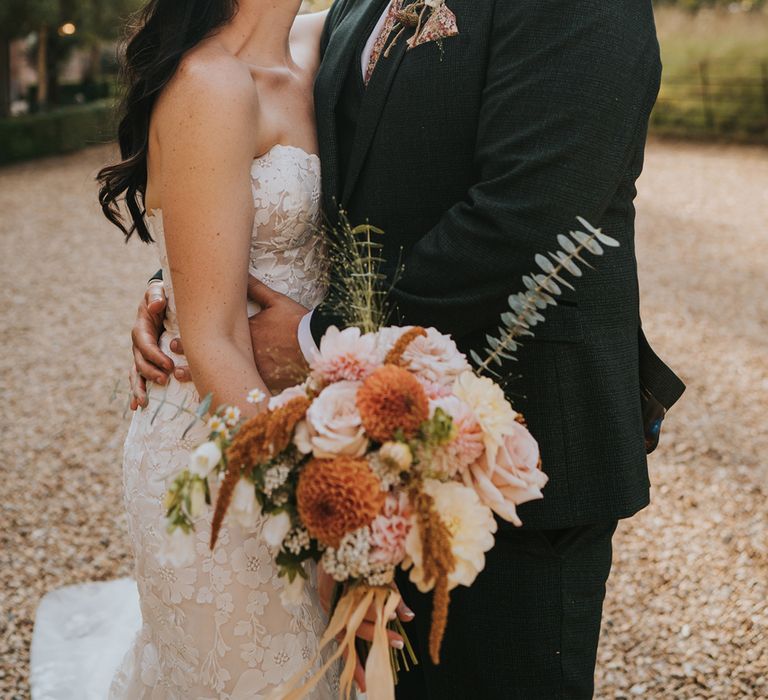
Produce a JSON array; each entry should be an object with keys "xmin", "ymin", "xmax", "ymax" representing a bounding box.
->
[
  {"xmin": 369, "ymin": 493, "xmax": 412, "ymax": 567},
  {"xmin": 462, "ymin": 422, "xmax": 548, "ymax": 526}
]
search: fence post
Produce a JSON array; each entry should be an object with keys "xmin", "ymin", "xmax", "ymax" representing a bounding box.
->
[{"xmin": 699, "ymin": 60, "xmax": 714, "ymax": 131}]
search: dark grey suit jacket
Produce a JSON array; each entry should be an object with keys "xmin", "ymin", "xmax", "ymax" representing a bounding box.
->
[{"xmin": 311, "ymin": 0, "xmax": 685, "ymax": 529}]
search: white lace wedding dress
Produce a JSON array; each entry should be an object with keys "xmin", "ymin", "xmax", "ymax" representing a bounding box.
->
[{"xmin": 31, "ymin": 145, "xmax": 335, "ymax": 700}]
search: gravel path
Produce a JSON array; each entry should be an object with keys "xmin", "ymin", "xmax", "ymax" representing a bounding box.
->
[{"xmin": 0, "ymin": 141, "xmax": 766, "ymax": 699}]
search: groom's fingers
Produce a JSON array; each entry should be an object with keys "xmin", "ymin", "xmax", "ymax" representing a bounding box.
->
[
  {"xmin": 128, "ymin": 364, "xmax": 148, "ymax": 410},
  {"xmin": 246, "ymin": 275, "xmax": 279, "ymax": 307}
]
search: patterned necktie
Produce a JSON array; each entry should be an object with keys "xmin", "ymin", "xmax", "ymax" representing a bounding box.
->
[{"xmin": 364, "ymin": 0, "xmax": 404, "ymax": 86}]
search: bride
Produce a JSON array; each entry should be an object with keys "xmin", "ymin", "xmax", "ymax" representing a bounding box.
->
[{"xmin": 93, "ymin": 0, "xmax": 335, "ymax": 696}]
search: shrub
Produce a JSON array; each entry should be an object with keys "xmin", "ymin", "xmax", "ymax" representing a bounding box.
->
[{"xmin": 0, "ymin": 100, "xmax": 116, "ymax": 165}]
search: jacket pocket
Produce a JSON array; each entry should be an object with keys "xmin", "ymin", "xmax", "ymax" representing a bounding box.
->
[{"xmin": 526, "ymin": 302, "xmax": 584, "ymax": 344}]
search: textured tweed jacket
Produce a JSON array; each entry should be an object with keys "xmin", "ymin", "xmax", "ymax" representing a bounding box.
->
[{"xmin": 310, "ymin": 0, "xmax": 685, "ymax": 529}]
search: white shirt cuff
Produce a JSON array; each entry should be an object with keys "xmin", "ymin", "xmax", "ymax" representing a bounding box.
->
[{"xmin": 298, "ymin": 310, "xmax": 319, "ymax": 364}]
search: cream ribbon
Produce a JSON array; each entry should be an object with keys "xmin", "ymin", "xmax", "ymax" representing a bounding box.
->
[{"xmin": 268, "ymin": 585, "xmax": 401, "ymax": 700}]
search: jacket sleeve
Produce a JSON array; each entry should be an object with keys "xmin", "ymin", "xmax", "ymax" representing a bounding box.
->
[{"xmin": 312, "ymin": 0, "xmax": 661, "ymax": 341}]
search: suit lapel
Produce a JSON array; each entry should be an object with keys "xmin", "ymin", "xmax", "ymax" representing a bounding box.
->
[
  {"xmin": 314, "ymin": 0, "xmax": 390, "ymax": 213},
  {"xmin": 341, "ymin": 28, "xmax": 409, "ymax": 206}
]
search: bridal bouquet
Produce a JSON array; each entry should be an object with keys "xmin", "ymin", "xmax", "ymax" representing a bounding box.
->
[{"xmin": 162, "ymin": 215, "xmax": 618, "ymax": 700}]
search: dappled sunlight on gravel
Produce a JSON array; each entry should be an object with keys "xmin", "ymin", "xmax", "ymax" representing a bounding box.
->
[{"xmin": 0, "ymin": 142, "xmax": 766, "ymax": 698}]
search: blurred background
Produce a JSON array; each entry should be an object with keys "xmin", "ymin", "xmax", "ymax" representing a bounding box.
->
[{"xmin": 0, "ymin": 1, "xmax": 766, "ymax": 699}]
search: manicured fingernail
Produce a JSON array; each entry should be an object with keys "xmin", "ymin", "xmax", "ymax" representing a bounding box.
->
[
  {"xmin": 403, "ymin": 609, "xmax": 415, "ymax": 620},
  {"xmin": 174, "ymin": 369, "xmax": 185, "ymax": 380},
  {"xmin": 156, "ymin": 375, "xmax": 166, "ymax": 385},
  {"xmin": 390, "ymin": 639, "xmax": 404, "ymax": 650}
]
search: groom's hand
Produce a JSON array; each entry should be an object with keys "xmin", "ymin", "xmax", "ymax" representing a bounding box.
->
[
  {"xmin": 246, "ymin": 276, "xmax": 310, "ymax": 393},
  {"xmin": 129, "ymin": 281, "xmax": 182, "ymax": 409}
]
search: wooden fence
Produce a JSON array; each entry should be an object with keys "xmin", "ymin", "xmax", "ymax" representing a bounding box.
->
[{"xmin": 652, "ymin": 61, "xmax": 768, "ymax": 141}]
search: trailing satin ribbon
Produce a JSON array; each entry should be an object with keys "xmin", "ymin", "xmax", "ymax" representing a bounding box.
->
[{"xmin": 268, "ymin": 585, "xmax": 401, "ymax": 700}]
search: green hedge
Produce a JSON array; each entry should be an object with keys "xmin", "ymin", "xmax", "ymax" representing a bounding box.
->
[{"xmin": 0, "ymin": 100, "xmax": 117, "ymax": 165}]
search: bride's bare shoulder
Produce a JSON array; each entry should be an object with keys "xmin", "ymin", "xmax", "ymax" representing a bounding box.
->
[{"xmin": 153, "ymin": 44, "xmax": 260, "ymax": 135}]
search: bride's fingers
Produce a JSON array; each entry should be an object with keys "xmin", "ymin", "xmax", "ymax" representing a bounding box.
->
[
  {"xmin": 396, "ymin": 597, "xmax": 415, "ymax": 621},
  {"xmin": 341, "ymin": 647, "xmax": 367, "ymax": 693},
  {"xmin": 354, "ymin": 658, "xmax": 366, "ymax": 693},
  {"xmin": 352, "ymin": 622, "xmax": 404, "ymax": 649}
]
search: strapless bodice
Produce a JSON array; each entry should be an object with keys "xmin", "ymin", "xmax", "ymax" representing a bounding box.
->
[{"xmin": 147, "ymin": 144, "xmax": 327, "ymax": 336}]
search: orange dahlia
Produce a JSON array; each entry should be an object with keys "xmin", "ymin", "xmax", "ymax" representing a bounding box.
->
[
  {"xmin": 356, "ymin": 365, "xmax": 429, "ymax": 443},
  {"xmin": 297, "ymin": 456, "xmax": 386, "ymax": 548}
]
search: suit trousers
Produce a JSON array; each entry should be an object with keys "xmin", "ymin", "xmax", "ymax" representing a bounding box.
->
[{"xmin": 393, "ymin": 520, "xmax": 619, "ymax": 700}]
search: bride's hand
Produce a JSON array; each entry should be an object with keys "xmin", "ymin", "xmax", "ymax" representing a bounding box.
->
[{"xmin": 317, "ymin": 567, "xmax": 415, "ymax": 693}]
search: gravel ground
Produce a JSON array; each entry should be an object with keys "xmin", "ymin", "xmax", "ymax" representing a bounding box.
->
[{"xmin": 0, "ymin": 141, "xmax": 766, "ymax": 699}]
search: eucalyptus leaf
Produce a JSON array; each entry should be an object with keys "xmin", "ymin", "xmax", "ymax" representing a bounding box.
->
[
  {"xmin": 571, "ymin": 230, "xmax": 604, "ymax": 255},
  {"xmin": 558, "ymin": 234, "xmax": 577, "ymax": 253},
  {"xmin": 535, "ymin": 254, "xmax": 554, "ymax": 273},
  {"xmin": 534, "ymin": 274, "xmax": 561, "ymax": 296},
  {"xmin": 550, "ymin": 250, "xmax": 582, "ymax": 276}
]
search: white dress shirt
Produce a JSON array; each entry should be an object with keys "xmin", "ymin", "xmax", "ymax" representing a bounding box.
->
[{"xmin": 298, "ymin": 2, "xmax": 393, "ymax": 361}]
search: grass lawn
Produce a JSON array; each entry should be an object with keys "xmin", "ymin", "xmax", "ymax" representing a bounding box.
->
[{"xmin": 653, "ymin": 6, "xmax": 768, "ymax": 141}]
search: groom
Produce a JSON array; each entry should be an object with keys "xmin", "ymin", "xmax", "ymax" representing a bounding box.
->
[{"xmin": 130, "ymin": 0, "xmax": 685, "ymax": 697}]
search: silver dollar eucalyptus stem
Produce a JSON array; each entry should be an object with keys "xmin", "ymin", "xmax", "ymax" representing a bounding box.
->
[{"xmin": 471, "ymin": 217, "xmax": 620, "ymax": 376}]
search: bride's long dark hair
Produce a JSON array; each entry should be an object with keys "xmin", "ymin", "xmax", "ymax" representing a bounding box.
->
[{"xmin": 97, "ymin": 0, "xmax": 238, "ymax": 243}]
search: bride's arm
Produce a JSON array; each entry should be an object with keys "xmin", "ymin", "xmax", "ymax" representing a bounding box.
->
[{"xmin": 154, "ymin": 55, "xmax": 268, "ymax": 415}]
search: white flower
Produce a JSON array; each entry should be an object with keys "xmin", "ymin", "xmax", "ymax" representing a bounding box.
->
[
  {"xmin": 247, "ymin": 388, "xmax": 266, "ymax": 404},
  {"xmin": 400, "ymin": 327, "xmax": 471, "ymax": 387},
  {"xmin": 263, "ymin": 511, "xmax": 292, "ymax": 548},
  {"xmin": 189, "ymin": 479, "xmax": 207, "ymax": 518},
  {"xmin": 223, "ymin": 406, "xmax": 241, "ymax": 427},
  {"xmin": 379, "ymin": 441, "xmax": 413, "ymax": 471},
  {"xmin": 188, "ymin": 441, "xmax": 222, "ymax": 477},
  {"xmin": 208, "ymin": 415, "xmax": 227, "ymax": 435},
  {"xmin": 230, "ymin": 478, "xmax": 261, "ymax": 529},
  {"xmin": 158, "ymin": 528, "xmax": 197, "ymax": 569},
  {"xmin": 279, "ymin": 573, "xmax": 306, "ymax": 607},
  {"xmin": 309, "ymin": 326, "xmax": 379, "ymax": 384},
  {"xmin": 293, "ymin": 381, "xmax": 368, "ymax": 458},
  {"xmin": 404, "ymin": 479, "xmax": 497, "ymax": 592},
  {"xmin": 452, "ymin": 371, "xmax": 518, "ymax": 466}
]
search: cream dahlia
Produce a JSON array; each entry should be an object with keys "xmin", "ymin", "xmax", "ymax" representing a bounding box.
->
[
  {"xmin": 452, "ymin": 371, "xmax": 518, "ymax": 466},
  {"xmin": 404, "ymin": 479, "xmax": 497, "ymax": 592}
]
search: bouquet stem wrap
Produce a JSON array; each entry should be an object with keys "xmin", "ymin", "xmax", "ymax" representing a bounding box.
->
[{"xmin": 269, "ymin": 585, "xmax": 401, "ymax": 700}]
